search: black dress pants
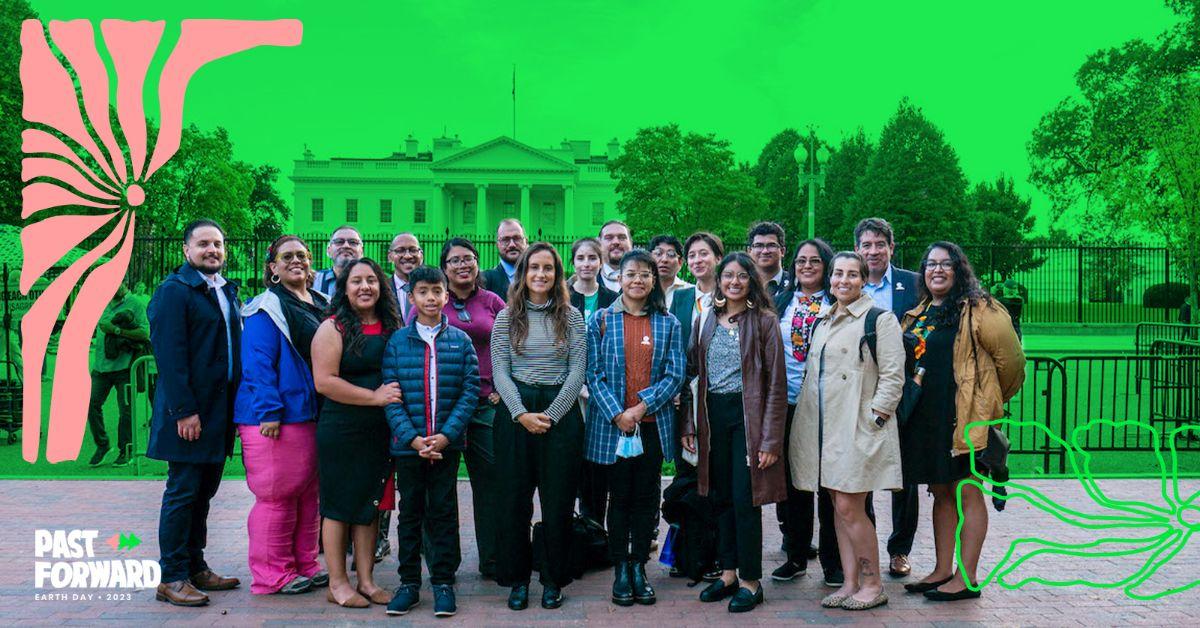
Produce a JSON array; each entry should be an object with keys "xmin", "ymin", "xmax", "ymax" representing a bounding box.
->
[
  {"xmin": 606, "ymin": 421, "xmax": 664, "ymax": 564},
  {"xmin": 395, "ymin": 451, "xmax": 462, "ymax": 585},
  {"xmin": 158, "ymin": 460, "xmax": 225, "ymax": 582},
  {"xmin": 777, "ymin": 403, "xmax": 815, "ymax": 567},
  {"xmin": 494, "ymin": 381, "xmax": 583, "ymax": 588},
  {"xmin": 707, "ymin": 391, "xmax": 761, "ymax": 581}
]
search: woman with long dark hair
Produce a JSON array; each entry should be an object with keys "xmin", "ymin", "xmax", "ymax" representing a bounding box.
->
[
  {"xmin": 490, "ymin": 242, "xmax": 587, "ymax": 611},
  {"xmin": 682, "ymin": 252, "xmax": 788, "ymax": 613},
  {"xmin": 586, "ymin": 249, "xmax": 685, "ymax": 607},
  {"xmin": 311, "ymin": 258, "xmax": 403, "ymax": 608},
  {"xmin": 234, "ymin": 235, "xmax": 330, "ymax": 595},
  {"xmin": 789, "ymin": 252, "xmax": 904, "ymax": 612},
  {"xmin": 900, "ymin": 242, "xmax": 1024, "ymax": 601},
  {"xmin": 437, "ymin": 237, "xmax": 507, "ymax": 580},
  {"xmin": 770, "ymin": 238, "xmax": 835, "ymax": 582}
]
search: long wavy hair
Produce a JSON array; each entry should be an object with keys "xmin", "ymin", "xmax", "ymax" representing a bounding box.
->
[
  {"xmin": 262, "ymin": 235, "xmax": 315, "ymax": 289},
  {"xmin": 439, "ymin": 237, "xmax": 485, "ymax": 292},
  {"xmin": 328, "ymin": 258, "xmax": 402, "ymax": 356},
  {"xmin": 916, "ymin": 241, "xmax": 991, "ymax": 326},
  {"xmin": 507, "ymin": 242, "xmax": 572, "ymax": 354},
  {"xmin": 619, "ymin": 249, "xmax": 667, "ymax": 315},
  {"xmin": 713, "ymin": 252, "xmax": 775, "ymax": 315}
]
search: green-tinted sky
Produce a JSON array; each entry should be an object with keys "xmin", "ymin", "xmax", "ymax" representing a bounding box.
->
[{"xmin": 32, "ymin": 0, "xmax": 1180, "ymax": 231}]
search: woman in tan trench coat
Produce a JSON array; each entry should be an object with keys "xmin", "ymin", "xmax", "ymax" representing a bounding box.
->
[
  {"xmin": 682, "ymin": 252, "xmax": 788, "ymax": 614},
  {"xmin": 788, "ymin": 252, "xmax": 904, "ymax": 612}
]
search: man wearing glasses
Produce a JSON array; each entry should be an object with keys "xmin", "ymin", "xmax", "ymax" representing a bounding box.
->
[
  {"xmin": 313, "ymin": 225, "xmax": 364, "ymax": 297},
  {"xmin": 388, "ymin": 232, "xmax": 425, "ymax": 321},
  {"xmin": 748, "ymin": 222, "xmax": 792, "ymax": 298},
  {"xmin": 483, "ymin": 219, "xmax": 527, "ymax": 301},
  {"xmin": 853, "ymin": 216, "xmax": 921, "ymax": 580},
  {"xmin": 649, "ymin": 235, "xmax": 696, "ymax": 348}
]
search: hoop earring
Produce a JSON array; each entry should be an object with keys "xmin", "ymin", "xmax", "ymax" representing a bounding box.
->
[
  {"xmin": 270, "ymin": 273, "xmax": 281, "ymax": 285},
  {"xmin": 713, "ymin": 296, "xmax": 727, "ymax": 307},
  {"xmin": 746, "ymin": 300, "xmax": 756, "ymax": 309}
]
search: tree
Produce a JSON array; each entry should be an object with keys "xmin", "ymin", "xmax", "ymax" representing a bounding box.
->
[
  {"xmin": 1151, "ymin": 82, "xmax": 1200, "ymax": 311},
  {"xmin": 248, "ymin": 164, "xmax": 291, "ymax": 240},
  {"xmin": 609, "ymin": 124, "xmax": 767, "ymax": 247},
  {"xmin": 965, "ymin": 175, "xmax": 1044, "ymax": 280},
  {"xmin": 820, "ymin": 128, "xmax": 875, "ymax": 244},
  {"xmin": 140, "ymin": 124, "xmax": 254, "ymax": 236},
  {"xmin": 847, "ymin": 98, "xmax": 970, "ymax": 247},
  {"xmin": 1028, "ymin": 0, "xmax": 1200, "ymax": 245},
  {"xmin": 750, "ymin": 128, "xmax": 819, "ymax": 245},
  {"xmin": 0, "ymin": 0, "xmax": 39, "ymax": 225}
]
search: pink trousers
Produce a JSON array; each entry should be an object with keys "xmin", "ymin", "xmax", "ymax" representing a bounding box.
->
[{"xmin": 239, "ymin": 422, "xmax": 321, "ymax": 594}]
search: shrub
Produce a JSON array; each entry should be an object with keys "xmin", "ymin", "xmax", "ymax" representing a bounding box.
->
[{"xmin": 1143, "ymin": 282, "xmax": 1189, "ymax": 309}]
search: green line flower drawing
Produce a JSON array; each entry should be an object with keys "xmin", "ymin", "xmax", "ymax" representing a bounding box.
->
[{"xmin": 959, "ymin": 418, "xmax": 1200, "ymax": 600}]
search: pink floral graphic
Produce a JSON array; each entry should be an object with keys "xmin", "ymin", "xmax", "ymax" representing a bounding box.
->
[{"xmin": 20, "ymin": 19, "xmax": 301, "ymax": 463}]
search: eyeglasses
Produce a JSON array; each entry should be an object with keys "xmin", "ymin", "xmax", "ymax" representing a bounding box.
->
[
  {"xmin": 331, "ymin": 238, "xmax": 362, "ymax": 247},
  {"xmin": 621, "ymin": 271, "xmax": 654, "ymax": 282},
  {"xmin": 275, "ymin": 251, "xmax": 309, "ymax": 263},
  {"xmin": 446, "ymin": 255, "xmax": 477, "ymax": 268},
  {"xmin": 749, "ymin": 242, "xmax": 781, "ymax": 251},
  {"xmin": 391, "ymin": 246, "xmax": 421, "ymax": 256},
  {"xmin": 497, "ymin": 236, "xmax": 525, "ymax": 246},
  {"xmin": 652, "ymin": 250, "xmax": 680, "ymax": 260},
  {"xmin": 794, "ymin": 257, "xmax": 823, "ymax": 268},
  {"xmin": 452, "ymin": 299, "xmax": 472, "ymax": 323},
  {"xmin": 720, "ymin": 272, "xmax": 751, "ymax": 282},
  {"xmin": 923, "ymin": 261, "xmax": 955, "ymax": 271}
]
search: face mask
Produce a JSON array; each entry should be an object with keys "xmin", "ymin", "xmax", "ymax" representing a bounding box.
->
[{"xmin": 615, "ymin": 424, "xmax": 644, "ymax": 459}]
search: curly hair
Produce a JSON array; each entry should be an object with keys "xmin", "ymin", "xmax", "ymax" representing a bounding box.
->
[
  {"xmin": 916, "ymin": 241, "xmax": 992, "ymax": 326},
  {"xmin": 714, "ymin": 252, "xmax": 776, "ymax": 314},
  {"xmin": 507, "ymin": 242, "xmax": 572, "ymax": 354},
  {"xmin": 327, "ymin": 258, "xmax": 402, "ymax": 356}
]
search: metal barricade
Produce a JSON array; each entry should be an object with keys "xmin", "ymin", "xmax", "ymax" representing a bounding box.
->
[
  {"xmin": 129, "ymin": 355, "xmax": 165, "ymax": 476},
  {"xmin": 1135, "ymin": 323, "xmax": 1200, "ymax": 355},
  {"xmin": 1002, "ymin": 356, "xmax": 1067, "ymax": 474},
  {"xmin": 1149, "ymin": 341, "xmax": 1200, "ymax": 441}
]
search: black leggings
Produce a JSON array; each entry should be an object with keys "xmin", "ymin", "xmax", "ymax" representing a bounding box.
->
[{"xmin": 707, "ymin": 391, "xmax": 762, "ymax": 581}]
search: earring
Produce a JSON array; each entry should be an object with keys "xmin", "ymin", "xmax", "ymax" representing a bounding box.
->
[
  {"xmin": 713, "ymin": 296, "xmax": 727, "ymax": 307},
  {"xmin": 747, "ymin": 300, "xmax": 756, "ymax": 309},
  {"xmin": 270, "ymin": 274, "xmax": 281, "ymax": 285}
]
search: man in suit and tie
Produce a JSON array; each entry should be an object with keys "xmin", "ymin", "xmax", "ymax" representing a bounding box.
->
[
  {"xmin": 482, "ymin": 219, "xmax": 527, "ymax": 301},
  {"xmin": 148, "ymin": 219, "xmax": 243, "ymax": 607},
  {"xmin": 854, "ymin": 216, "xmax": 921, "ymax": 579},
  {"xmin": 313, "ymin": 225, "xmax": 364, "ymax": 297},
  {"xmin": 387, "ymin": 232, "xmax": 424, "ymax": 321},
  {"xmin": 748, "ymin": 221, "xmax": 793, "ymax": 298}
]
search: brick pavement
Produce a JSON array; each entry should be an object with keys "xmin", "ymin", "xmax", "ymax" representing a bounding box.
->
[{"xmin": 1, "ymin": 478, "xmax": 1198, "ymax": 626}]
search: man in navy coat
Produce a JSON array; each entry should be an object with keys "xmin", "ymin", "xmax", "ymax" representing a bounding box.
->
[
  {"xmin": 147, "ymin": 219, "xmax": 243, "ymax": 606},
  {"xmin": 854, "ymin": 217, "xmax": 921, "ymax": 578}
]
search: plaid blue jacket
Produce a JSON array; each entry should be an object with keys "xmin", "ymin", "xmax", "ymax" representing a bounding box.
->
[{"xmin": 585, "ymin": 305, "xmax": 686, "ymax": 465}]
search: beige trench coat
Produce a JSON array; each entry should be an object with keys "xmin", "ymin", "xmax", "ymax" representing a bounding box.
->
[{"xmin": 788, "ymin": 294, "xmax": 905, "ymax": 494}]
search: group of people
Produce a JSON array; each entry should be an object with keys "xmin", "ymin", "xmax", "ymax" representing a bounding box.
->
[{"xmin": 138, "ymin": 212, "xmax": 1025, "ymax": 616}]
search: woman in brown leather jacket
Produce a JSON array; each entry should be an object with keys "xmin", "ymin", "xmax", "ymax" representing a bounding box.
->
[{"xmin": 682, "ymin": 252, "xmax": 788, "ymax": 613}]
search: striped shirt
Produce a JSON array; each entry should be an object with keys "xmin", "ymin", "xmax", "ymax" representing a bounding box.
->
[{"xmin": 490, "ymin": 300, "xmax": 587, "ymax": 423}]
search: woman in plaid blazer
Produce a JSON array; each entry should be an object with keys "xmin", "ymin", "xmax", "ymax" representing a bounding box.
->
[{"xmin": 585, "ymin": 249, "xmax": 686, "ymax": 607}]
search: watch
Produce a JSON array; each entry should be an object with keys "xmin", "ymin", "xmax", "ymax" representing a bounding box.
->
[{"xmin": 874, "ymin": 415, "xmax": 887, "ymax": 428}]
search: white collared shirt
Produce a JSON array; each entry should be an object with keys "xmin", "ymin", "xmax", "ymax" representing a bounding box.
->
[
  {"xmin": 416, "ymin": 320, "xmax": 442, "ymax": 421},
  {"xmin": 394, "ymin": 274, "xmax": 409, "ymax": 319},
  {"xmin": 864, "ymin": 265, "xmax": 895, "ymax": 311},
  {"xmin": 663, "ymin": 276, "xmax": 695, "ymax": 309},
  {"xmin": 203, "ymin": 272, "xmax": 234, "ymax": 381},
  {"xmin": 601, "ymin": 263, "xmax": 622, "ymax": 293}
]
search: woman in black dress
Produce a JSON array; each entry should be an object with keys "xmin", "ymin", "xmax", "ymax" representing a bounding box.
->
[
  {"xmin": 899, "ymin": 242, "xmax": 1024, "ymax": 602},
  {"xmin": 312, "ymin": 258, "xmax": 403, "ymax": 608}
]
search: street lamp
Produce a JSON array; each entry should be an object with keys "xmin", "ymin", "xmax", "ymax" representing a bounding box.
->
[{"xmin": 794, "ymin": 131, "xmax": 830, "ymax": 239}]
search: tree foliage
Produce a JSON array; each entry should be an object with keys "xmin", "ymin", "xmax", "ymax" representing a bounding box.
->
[
  {"xmin": 751, "ymin": 128, "xmax": 813, "ymax": 245},
  {"xmin": 819, "ymin": 128, "xmax": 874, "ymax": 244},
  {"xmin": 609, "ymin": 124, "xmax": 767, "ymax": 246},
  {"xmin": 965, "ymin": 175, "xmax": 1044, "ymax": 280},
  {"xmin": 0, "ymin": 0, "xmax": 39, "ymax": 226},
  {"xmin": 847, "ymin": 98, "xmax": 970, "ymax": 247}
]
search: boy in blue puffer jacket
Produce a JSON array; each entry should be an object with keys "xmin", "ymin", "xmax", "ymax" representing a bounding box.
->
[{"xmin": 382, "ymin": 265, "xmax": 479, "ymax": 618}]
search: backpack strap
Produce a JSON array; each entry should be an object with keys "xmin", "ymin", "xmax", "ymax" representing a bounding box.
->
[{"xmin": 859, "ymin": 306, "xmax": 886, "ymax": 364}]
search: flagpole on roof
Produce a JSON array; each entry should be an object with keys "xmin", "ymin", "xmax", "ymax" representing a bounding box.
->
[{"xmin": 512, "ymin": 63, "xmax": 517, "ymax": 140}]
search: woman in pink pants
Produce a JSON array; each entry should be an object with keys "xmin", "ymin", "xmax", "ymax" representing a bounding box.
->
[{"xmin": 233, "ymin": 236, "xmax": 330, "ymax": 594}]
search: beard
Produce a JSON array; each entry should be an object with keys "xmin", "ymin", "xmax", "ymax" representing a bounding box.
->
[{"xmin": 187, "ymin": 257, "xmax": 224, "ymax": 276}]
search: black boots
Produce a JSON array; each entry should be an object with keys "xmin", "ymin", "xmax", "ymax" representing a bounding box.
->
[
  {"xmin": 612, "ymin": 562, "xmax": 634, "ymax": 606},
  {"xmin": 630, "ymin": 561, "xmax": 655, "ymax": 605}
]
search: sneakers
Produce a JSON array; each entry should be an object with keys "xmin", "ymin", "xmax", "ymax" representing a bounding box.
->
[
  {"xmin": 88, "ymin": 446, "xmax": 110, "ymax": 467},
  {"xmin": 374, "ymin": 538, "xmax": 391, "ymax": 563},
  {"xmin": 432, "ymin": 584, "xmax": 456, "ymax": 617},
  {"xmin": 770, "ymin": 561, "xmax": 807, "ymax": 582},
  {"xmin": 823, "ymin": 569, "xmax": 844, "ymax": 587},
  {"xmin": 112, "ymin": 453, "xmax": 131, "ymax": 467},
  {"xmin": 385, "ymin": 584, "xmax": 420, "ymax": 616},
  {"xmin": 277, "ymin": 576, "xmax": 313, "ymax": 595}
]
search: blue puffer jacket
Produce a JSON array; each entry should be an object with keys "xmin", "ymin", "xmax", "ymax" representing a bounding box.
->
[
  {"xmin": 233, "ymin": 290, "xmax": 318, "ymax": 426},
  {"xmin": 382, "ymin": 315, "xmax": 480, "ymax": 457}
]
